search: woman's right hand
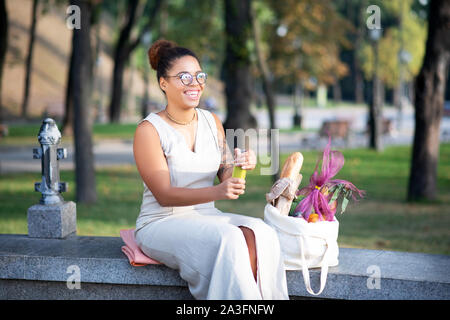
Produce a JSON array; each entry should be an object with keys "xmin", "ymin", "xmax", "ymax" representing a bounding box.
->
[{"xmin": 215, "ymin": 177, "xmax": 246, "ymax": 200}]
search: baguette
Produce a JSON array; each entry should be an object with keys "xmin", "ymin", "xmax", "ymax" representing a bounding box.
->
[
  {"xmin": 275, "ymin": 152, "xmax": 304, "ymax": 215},
  {"xmin": 280, "ymin": 152, "xmax": 303, "ymax": 180}
]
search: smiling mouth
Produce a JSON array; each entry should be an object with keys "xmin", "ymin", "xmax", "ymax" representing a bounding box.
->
[{"xmin": 184, "ymin": 90, "xmax": 200, "ymax": 99}]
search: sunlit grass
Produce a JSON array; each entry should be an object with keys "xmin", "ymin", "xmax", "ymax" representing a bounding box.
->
[
  {"xmin": 0, "ymin": 122, "xmax": 139, "ymax": 146},
  {"xmin": 1, "ymin": 144, "xmax": 449, "ymax": 254}
]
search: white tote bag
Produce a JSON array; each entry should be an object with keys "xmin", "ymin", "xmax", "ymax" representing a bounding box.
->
[{"xmin": 264, "ymin": 203, "xmax": 339, "ymax": 295}]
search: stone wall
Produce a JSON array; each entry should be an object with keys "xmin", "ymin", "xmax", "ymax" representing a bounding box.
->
[{"xmin": 1, "ymin": 234, "xmax": 449, "ymax": 300}]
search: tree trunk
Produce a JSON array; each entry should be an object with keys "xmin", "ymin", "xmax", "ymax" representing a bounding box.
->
[
  {"xmin": 293, "ymin": 80, "xmax": 303, "ymax": 127},
  {"xmin": 223, "ymin": 0, "xmax": 256, "ymax": 131},
  {"xmin": 368, "ymin": 41, "xmax": 383, "ymax": 151},
  {"xmin": 63, "ymin": 0, "xmax": 101, "ymax": 136},
  {"xmin": 353, "ymin": 0, "xmax": 366, "ymax": 104},
  {"xmin": 0, "ymin": 0, "xmax": 8, "ymax": 123},
  {"xmin": 333, "ymin": 79, "xmax": 342, "ymax": 103},
  {"xmin": 108, "ymin": 0, "xmax": 138, "ymax": 123},
  {"xmin": 354, "ymin": 68, "xmax": 364, "ymax": 104},
  {"xmin": 393, "ymin": 83, "xmax": 401, "ymax": 110},
  {"xmin": 108, "ymin": 0, "xmax": 162, "ymax": 123},
  {"xmin": 70, "ymin": 0, "xmax": 96, "ymax": 203},
  {"xmin": 408, "ymin": 81, "xmax": 415, "ymax": 105},
  {"xmin": 141, "ymin": 70, "xmax": 149, "ymax": 119},
  {"xmin": 250, "ymin": 2, "xmax": 275, "ymax": 130},
  {"xmin": 62, "ymin": 43, "xmax": 74, "ymax": 137},
  {"xmin": 396, "ymin": 0, "xmax": 406, "ymax": 132},
  {"xmin": 109, "ymin": 48, "xmax": 128, "ymax": 123},
  {"xmin": 408, "ymin": 0, "xmax": 450, "ymax": 201},
  {"xmin": 21, "ymin": 0, "xmax": 38, "ymax": 119},
  {"xmin": 250, "ymin": 1, "xmax": 278, "ymax": 183}
]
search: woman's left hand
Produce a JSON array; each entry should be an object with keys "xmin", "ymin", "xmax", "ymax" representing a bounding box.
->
[{"xmin": 234, "ymin": 148, "xmax": 257, "ymax": 171}]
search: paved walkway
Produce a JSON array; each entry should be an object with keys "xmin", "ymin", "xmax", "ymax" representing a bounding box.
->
[{"xmin": 1, "ymin": 106, "xmax": 449, "ymax": 173}]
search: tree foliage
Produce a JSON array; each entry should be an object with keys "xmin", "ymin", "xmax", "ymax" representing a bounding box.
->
[
  {"xmin": 151, "ymin": 0, "xmax": 225, "ymax": 77},
  {"xmin": 359, "ymin": 0, "xmax": 427, "ymax": 88},
  {"xmin": 265, "ymin": 0, "xmax": 353, "ymax": 88}
]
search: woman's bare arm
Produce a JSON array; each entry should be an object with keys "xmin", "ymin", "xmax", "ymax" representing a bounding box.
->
[
  {"xmin": 211, "ymin": 112, "xmax": 234, "ymax": 183},
  {"xmin": 133, "ymin": 121, "xmax": 245, "ymax": 206},
  {"xmin": 211, "ymin": 113, "xmax": 257, "ymax": 179}
]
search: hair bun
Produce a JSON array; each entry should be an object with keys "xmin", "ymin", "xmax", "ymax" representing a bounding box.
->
[{"xmin": 148, "ymin": 39, "xmax": 176, "ymax": 70}]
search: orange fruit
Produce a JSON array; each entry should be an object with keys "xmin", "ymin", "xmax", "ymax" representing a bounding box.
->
[{"xmin": 308, "ymin": 213, "xmax": 319, "ymax": 223}]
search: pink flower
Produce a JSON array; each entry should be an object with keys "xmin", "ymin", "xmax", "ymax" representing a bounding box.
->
[{"xmin": 294, "ymin": 137, "xmax": 365, "ymax": 221}]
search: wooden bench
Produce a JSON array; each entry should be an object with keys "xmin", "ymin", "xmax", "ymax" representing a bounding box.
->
[
  {"xmin": 366, "ymin": 118, "xmax": 393, "ymax": 136},
  {"xmin": 319, "ymin": 120, "xmax": 350, "ymax": 140}
]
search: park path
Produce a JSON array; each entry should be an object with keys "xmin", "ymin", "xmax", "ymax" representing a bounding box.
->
[{"xmin": 1, "ymin": 105, "xmax": 449, "ymax": 173}]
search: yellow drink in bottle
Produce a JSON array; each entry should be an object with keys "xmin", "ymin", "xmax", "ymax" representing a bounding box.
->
[
  {"xmin": 232, "ymin": 148, "xmax": 247, "ymax": 180},
  {"xmin": 232, "ymin": 165, "xmax": 247, "ymax": 180}
]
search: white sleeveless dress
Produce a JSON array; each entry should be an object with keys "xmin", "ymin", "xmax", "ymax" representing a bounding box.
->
[{"xmin": 134, "ymin": 107, "xmax": 289, "ymax": 300}]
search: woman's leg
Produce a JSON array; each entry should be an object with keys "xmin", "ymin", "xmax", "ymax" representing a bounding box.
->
[
  {"xmin": 205, "ymin": 210, "xmax": 289, "ymax": 300},
  {"xmin": 238, "ymin": 226, "xmax": 257, "ymax": 281},
  {"xmin": 135, "ymin": 211, "xmax": 262, "ymax": 300}
]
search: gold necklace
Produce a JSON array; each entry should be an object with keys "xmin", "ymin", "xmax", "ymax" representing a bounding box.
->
[{"xmin": 165, "ymin": 108, "xmax": 196, "ymax": 125}]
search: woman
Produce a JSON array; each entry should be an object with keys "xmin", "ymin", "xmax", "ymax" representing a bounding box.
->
[{"xmin": 133, "ymin": 39, "xmax": 288, "ymax": 300}]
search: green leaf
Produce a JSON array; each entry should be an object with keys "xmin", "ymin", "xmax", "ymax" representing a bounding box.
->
[
  {"xmin": 289, "ymin": 195, "xmax": 304, "ymax": 217},
  {"xmin": 329, "ymin": 184, "xmax": 343, "ymax": 205},
  {"xmin": 341, "ymin": 197, "xmax": 349, "ymax": 214}
]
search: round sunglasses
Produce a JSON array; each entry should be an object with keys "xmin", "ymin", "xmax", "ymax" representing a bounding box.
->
[{"xmin": 166, "ymin": 71, "xmax": 208, "ymax": 86}]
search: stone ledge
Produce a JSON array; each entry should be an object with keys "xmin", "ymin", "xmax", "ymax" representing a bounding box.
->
[{"xmin": 0, "ymin": 234, "xmax": 449, "ymax": 300}]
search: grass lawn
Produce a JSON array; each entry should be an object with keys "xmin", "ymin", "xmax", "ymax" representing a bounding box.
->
[
  {"xmin": 0, "ymin": 143, "xmax": 449, "ymax": 255},
  {"xmin": 0, "ymin": 122, "xmax": 138, "ymax": 145}
]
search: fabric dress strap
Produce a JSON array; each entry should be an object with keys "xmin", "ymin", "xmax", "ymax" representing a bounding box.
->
[{"xmin": 197, "ymin": 108, "xmax": 219, "ymax": 152}]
